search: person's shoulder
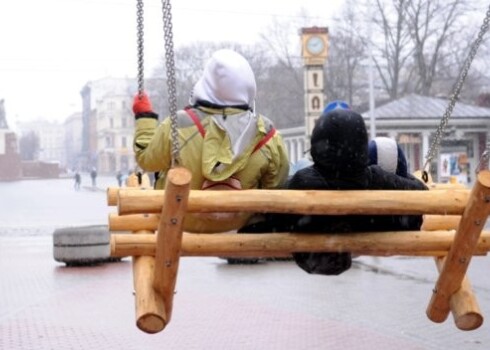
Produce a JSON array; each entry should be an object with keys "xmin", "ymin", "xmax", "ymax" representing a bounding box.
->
[
  {"xmin": 257, "ymin": 114, "xmax": 275, "ymax": 131},
  {"xmin": 367, "ymin": 165, "xmax": 428, "ymax": 190},
  {"xmin": 287, "ymin": 165, "xmax": 325, "ymax": 189}
]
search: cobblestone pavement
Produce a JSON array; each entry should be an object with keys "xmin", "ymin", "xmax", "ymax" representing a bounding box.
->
[{"xmin": 1, "ymin": 177, "xmax": 490, "ymax": 349}]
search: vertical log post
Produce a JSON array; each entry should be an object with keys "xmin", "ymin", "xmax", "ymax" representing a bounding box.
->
[
  {"xmin": 132, "ymin": 232, "xmax": 167, "ymax": 333},
  {"xmin": 153, "ymin": 167, "xmax": 191, "ymax": 323},
  {"xmin": 125, "ymin": 174, "xmax": 166, "ymax": 334},
  {"xmin": 427, "ymin": 170, "xmax": 490, "ymax": 323},
  {"xmin": 435, "ymin": 257, "xmax": 483, "ymax": 331}
]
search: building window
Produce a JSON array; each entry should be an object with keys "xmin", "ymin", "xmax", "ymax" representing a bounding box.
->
[
  {"xmin": 106, "ymin": 136, "xmax": 111, "ymax": 147},
  {"xmin": 108, "ymin": 101, "xmax": 115, "ymax": 110},
  {"xmin": 110, "ymin": 118, "xmax": 114, "ymax": 128},
  {"xmin": 122, "ymin": 118, "xmax": 127, "ymax": 128},
  {"xmin": 122, "ymin": 136, "xmax": 127, "ymax": 148}
]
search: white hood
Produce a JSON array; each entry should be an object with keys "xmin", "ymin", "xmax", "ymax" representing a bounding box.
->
[
  {"xmin": 190, "ymin": 49, "xmax": 256, "ymax": 108},
  {"xmin": 372, "ymin": 137, "xmax": 398, "ymax": 174}
]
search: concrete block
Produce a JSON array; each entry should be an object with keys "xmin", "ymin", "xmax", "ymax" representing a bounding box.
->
[{"xmin": 53, "ymin": 225, "xmax": 118, "ymax": 266}]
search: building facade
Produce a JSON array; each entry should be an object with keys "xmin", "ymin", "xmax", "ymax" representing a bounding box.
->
[
  {"xmin": 16, "ymin": 119, "xmax": 65, "ymax": 167},
  {"xmin": 63, "ymin": 112, "xmax": 83, "ymax": 171},
  {"xmin": 363, "ymin": 94, "xmax": 490, "ymax": 185},
  {"xmin": 280, "ymin": 126, "xmax": 309, "ymax": 166},
  {"xmin": 0, "ymin": 129, "xmax": 21, "ymax": 181},
  {"xmin": 0, "ymin": 99, "xmax": 21, "ymax": 180},
  {"xmin": 80, "ymin": 78, "xmax": 137, "ymax": 174}
]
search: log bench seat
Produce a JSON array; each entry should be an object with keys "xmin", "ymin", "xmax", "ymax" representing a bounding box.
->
[{"xmin": 106, "ymin": 168, "xmax": 490, "ymax": 334}]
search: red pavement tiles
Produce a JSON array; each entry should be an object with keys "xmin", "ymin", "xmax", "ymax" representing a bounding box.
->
[
  {"xmin": 2, "ymin": 240, "xmax": 489, "ymax": 350},
  {"xmin": 0, "ymin": 237, "xmax": 429, "ymax": 350},
  {"xmin": 1, "ymin": 282, "xmax": 425, "ymax": 350}
]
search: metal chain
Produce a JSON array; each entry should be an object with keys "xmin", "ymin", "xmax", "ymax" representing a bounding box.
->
[
  {"xmin": 476, "ymin": 141, "xmax": 490, "ymax": 173},
  {"xmin": 133, "ymin": 0, "xmax": 145, "ymax": 178},
  {"xmin": 161, "ymin": 0, "xmax": 180, "ymax": 166},
  {"xmin": 136, "ymin": 0, "xmax": 144, "ymax": 96},
  {"xmin": 422, "ymin": 5, "xmax": 490, "ymax": 177}
]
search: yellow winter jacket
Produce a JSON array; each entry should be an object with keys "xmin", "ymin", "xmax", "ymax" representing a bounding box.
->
[{"xmin": 134, "ymin": 106, "xmax": 290, "ymax": 233}]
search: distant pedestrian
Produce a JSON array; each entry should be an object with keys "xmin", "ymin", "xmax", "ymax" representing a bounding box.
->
[
  {"xmin": 74, "ymin": 172, "xmax": 81, "ymax": 191},
  {"xmin": 116, "ymin": 171, "xmax": 123, "ymax": 187},
  {"xmin": 90, "ymin": 168, "xmax": 97, "ymax": 187}
]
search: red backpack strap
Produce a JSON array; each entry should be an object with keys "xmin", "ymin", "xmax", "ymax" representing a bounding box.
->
[
  {"xmin": 184, "ymin": 108, "xmax": 206, "ymax": 137},
  {"xmin": 252, "ymin": 127, "xmax": 276, "ymax": 154}
]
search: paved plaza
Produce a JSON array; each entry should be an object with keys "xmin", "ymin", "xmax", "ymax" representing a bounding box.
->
[{"xmin": 1, "ymin": 177, "xmax": 490, "ymax": 349}]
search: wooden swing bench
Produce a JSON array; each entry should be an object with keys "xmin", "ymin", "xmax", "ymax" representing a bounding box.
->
[{"xmin": 107, "ymin": 167, "xmax": 490, "ymax": 334}]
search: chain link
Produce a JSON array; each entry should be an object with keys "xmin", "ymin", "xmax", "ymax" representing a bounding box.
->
[
  {"xmin": 136, "ymin": 0, "xmax": 145, "ymax": 96},
  {"xmin": 476, "ymin": 141, "xmax": 490, "ymax": 173},
  {"xmin": 161, "ymin": 0, "xmax": 180, "ymax": 167},
  {"xmin": 423, "ymin": 5, "xmax": 490, "ymax": 173}
]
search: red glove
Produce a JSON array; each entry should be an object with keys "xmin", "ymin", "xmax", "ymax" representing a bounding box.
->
[{"xmin": 133, "ymin": 93, "xmax": 154, "ymax": 115}]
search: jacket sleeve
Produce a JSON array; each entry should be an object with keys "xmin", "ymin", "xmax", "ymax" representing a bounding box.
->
[
  {"xmin": 368, "ymin": 165, "xmax": 427, "ymax": 230},
  {"xmin": 133, "ymin": 117, "xmax": 173, "ymax": 172},
  {"xmin": 369, "ymin": 165, "xmax": 429, "ymax": 190},
  {"xmin": 260, "ymin": 132, "xmax": 290, "ymax": 189}
]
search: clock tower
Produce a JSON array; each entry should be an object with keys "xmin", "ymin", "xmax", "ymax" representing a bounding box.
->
[{"xmin": 300, "ymin": 27, "xmax": 329, "ymax": 139}]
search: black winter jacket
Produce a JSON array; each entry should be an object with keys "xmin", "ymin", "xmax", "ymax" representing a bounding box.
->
[{"xmin": 240, "ymin": 109, "xmax": 428, "ymax": 275}]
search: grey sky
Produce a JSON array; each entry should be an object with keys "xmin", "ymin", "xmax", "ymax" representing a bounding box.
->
[{"xmin": 0, "ymin": 0, "xmax": 343, "ymax": 125}]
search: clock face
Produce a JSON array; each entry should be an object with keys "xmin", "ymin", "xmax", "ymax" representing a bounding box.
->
[{"xmin": 306, "ymin": 36, "xmax": 325, "ymax": 55}]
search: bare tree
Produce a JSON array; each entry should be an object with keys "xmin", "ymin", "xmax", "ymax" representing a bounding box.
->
[
  {"xmin": 325, "ymin": 2, "xmax": 367, "ymax": 106},
  {"xmin": 363, "ymin": 0, "xmax": 414, "ymax": 100},
  {"xmin": 257, "ymin": 17, "xmax": 305, "ymax": 128},
  {"xmin": 406, "ymin": 0, "xmax": 472, "ymax": 95},
  {"xmin": 430, "ymin": 28, "xmax": 487, "ymax": 101},
  {"xmin": 431, "ymin": 4, "xmax": 490, "ymax": 102},
  {"xmin": 259, "ymin": 17, "xmax": 303, "ymax": 86},
  {"xmin": 353, "ymin": 0, "xmax": 485, "ymax": 101},
  {"xmin": 476, "ymin": 92, "xmax": 490, "ymax": 107}
]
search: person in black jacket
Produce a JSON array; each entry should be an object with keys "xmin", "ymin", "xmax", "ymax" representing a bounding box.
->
[
  {"xmin": 239, "ymin": 108, "xmax": 427, "ymax": 274},
  {"xmin": 290, "ymin": 109, "xmax": 428, "ymax": 275}
]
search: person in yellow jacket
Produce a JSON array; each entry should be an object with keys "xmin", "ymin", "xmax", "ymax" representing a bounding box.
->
[{"xmin": 133, "ymin": 49, "xmax": 290, "ymax": 233}]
